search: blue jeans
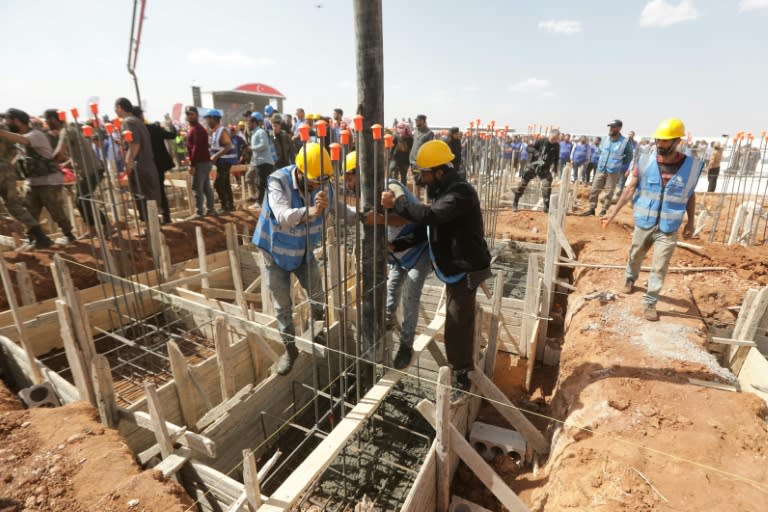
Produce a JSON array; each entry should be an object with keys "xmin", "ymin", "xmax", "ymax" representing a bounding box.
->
[
  {"xmin": 385, "ymin": 249, "xmax": 432, "ymax": 348},
  {"xmin": 625, "ymin": 225, "xmax": 678, "ymax": 305},
  {"xmin": 192, "ymin": 162, "xmax": 215, "ymax": 215},
  {"xmin": 571, "ymin": 161, "xmax": 587, "ymax": 182},
  {"xmin": 263, "ymin": 252, "xmax": 324, "ymax": 343}
]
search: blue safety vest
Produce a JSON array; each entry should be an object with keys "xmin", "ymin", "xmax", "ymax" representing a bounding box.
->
[
  {"xmin": 559, "ymin": 141, "xmax": 573, "ymax": 162},
  {"xmin": 571, "ymin": 143, "xmax": 589, "ymax": 164},
  {"xmin": 589, "ymin": 144, "xmax": 600, "ymax": 164},
  {"xmin": 387, "ymin": 179, "xmax": 428, "ymax": 270},
  {"xmin": 210, "ymin": 127, "xmax": 239, "ymax": 164},
  {"xmin": 252, "ymin": 166, "xmax": 334, "ymax": 271},
  {"xmin": 520, "ymin": 143, "xmax": 528, "ymax": 161},
  {"xmin": 633, "ymin": 154, "xmax": 702, "ymax": 234},
  {"xmin": 597, "ymin": 136, "xmax": 629, "ymax": 174}
]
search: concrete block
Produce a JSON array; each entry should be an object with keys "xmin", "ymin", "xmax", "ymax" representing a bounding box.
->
[
  {"xmin": 469, "ymin": 421, "xmax": 526, "ymax": 463},
  {"xmin": 449, "ymin": 496, "xmax": 493, "ymax": 512},
  {"xmin": 18, "ymin": 381, "xmax": 61, "ymax": 408}
]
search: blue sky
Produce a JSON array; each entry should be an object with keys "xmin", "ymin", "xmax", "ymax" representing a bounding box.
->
[{"xmin": 1, "ymin": 0, "xmax": 767, "ymax": 136}]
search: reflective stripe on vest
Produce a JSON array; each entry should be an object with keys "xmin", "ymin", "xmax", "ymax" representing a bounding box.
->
[
  {"xmin": 426, "ymin": 225, "xmax": 466, "ymax": 284},
  {"xmin": 387, "ymin": 179, "xmax": 428, "ymax": 270},
  {"xmin": 252, "ymin": 166, "xmax": 332, "ymax": 271},
  {"xmin": 210, "ymin": 127, "xmax": 239, "ymax": 164},
  {"xmin": 633, "ymin": 154, "xmax": 702, "ymax": 234},
  {"xmin": 597, "ymin": 136, "xmax": 629, "ymax": 174}
]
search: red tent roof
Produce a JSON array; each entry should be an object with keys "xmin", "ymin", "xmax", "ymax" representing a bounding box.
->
[{"xmin": 233, "ymin": 83, "xmax": 285, "ymax": 98}]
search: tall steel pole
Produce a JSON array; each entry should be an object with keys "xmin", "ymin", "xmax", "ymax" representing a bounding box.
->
[{"xmin": 353, "ymin": 0, "xmax": 386, "ymax": 388}]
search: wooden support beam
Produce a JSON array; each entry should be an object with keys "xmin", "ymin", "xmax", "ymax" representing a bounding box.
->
[
  {"xmin": 14, "ymin": 262, "xmax": 36, "ymax": 306},
  {"xmin": 146, "ymin": 200, "xmax": 167, "ymax": 281},
  {"xmin": 167, "ymin": 339, "xmax": 205, "ymax": 430},
  {"xmin": 55, "ymin": 299, "xmax": 94, "ymax": 402},
  {"xmin": 470, "ymin": 369, "xmax": 549, "ymax": 454},
  {"xmin": 243, "ymin": 449, "xmax": 263, "ymax": 510},
  {"xmin": 0, "ymin": 253, "xmax": 43, "ymax": 384},
  {"xmin": 91, "ymin": 354, "xmax": 117, "ymax": 428},
  {"xmin": 144, "ymin": 381, "xmax": 174, "ymax": 459},
  {"xmin": 556, "ymin": 260, "xmax": 728, "ymax": 273},
  {"xmin": 483, "ymin": 272, "xmax": 505, "ymax": 378},
  {"xmin": 710, "ymin": 337, "xmax": 757, "ymax": 347},
  {"xmin": 548, "ymin": 215, "xmax": 575, "ymax": 261},
  {"xmin": 520, "ymin": 255, "xmax": 539, "ymax": 360},
  {"xmin": 195, "ymin": 384, "xmax": 254, "ymax": 432},
  {"xmin": 226, "ymin": 223, "xmax": 248, "ymax": 316},
  {"xmin": 154, "ymin": 446, "xmax": 192, "ymax": 479},
  {"xmin": 255, "ymin": 251, "xmax": 275, "ymax": 317},
  {"xmin": 120, "ymin": 407, "xmax": 217, "ymax": 458},
  {"xmin": 436, "ymin": 367, "xmax": 452, "ymax": 512},
  {"xmin": 730, "ymin": 286, "xmax": 768, "ymax": 374},
  {"xmin": 416, "ymin": 400, "xmax": 531, "ymax": 512},
  {"xmin": 196, "ymin": 226, "xmax": 210, "ymax": 289},
  {"xmin": 215, "ymin": 317, "xmax": 237, "ymax": 400},
  {"xmin": 426, "ymin": 339, "xmax": 449, "ymax": 368}
]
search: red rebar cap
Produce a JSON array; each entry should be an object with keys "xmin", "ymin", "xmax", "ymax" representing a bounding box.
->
[
  {"xmin": 353, "ymin": 115, "xmax": 363, "ymax": 132},
  {"xmin": 89, "ymin": 103, "xmax": 99, "ymax": 115},
  {"xmin": 113, "ymin": 118, "xmax": 122, "ymax": 130},
  {"xmin": 329, "ymin": 143, "xmax": 341, "ymax": 161},
  {"xmin": 122, "ymin": 130, "xmax": 134, "ymax": 143},
  {"xmin": 371, "ymin": 124, "xmax": 382, "ymax": 140},
  {"xmin": 105, "ymin": 122, "xmax": 114, "ymax": 134},
  {"xmin": 57, "ymin": 110, "xmax": 67, "ymax": 122},
  {"xmin": 383, "ymin": 133, "xmax": 393, "ymax": 149},
  {"xmin": 70, "ymin": 108, "xmax": 79, "ymax": 119},
  {"xmin": 299, "ymin": 124, "xmax": 310, "ymax": 142},
  {"xmin": 315, "ymin": 120, "xmax": 328, "ymax": 137},
  {"xmin": 82, "ymin": 125, "xmax": 93, "ymax": 138},
  {"xmin": 340, "ymin": 129, "xmax": 350, "ymax": 145}
]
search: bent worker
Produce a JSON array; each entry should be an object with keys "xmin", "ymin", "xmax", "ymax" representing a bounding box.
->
[
  {"xmin": 602, "ymin": 118, "xmax": 703, "ymax": 321},
  {"xmin": 512, "ymin": 130, "xmax": 560, "ymax": 213},
  {"xmin": 381, "ymin": 140, "xmax": 491, "ymax": 399},
  {"xmin": 253, "ymin": 142, "xmax": 358, "ymax": 375},
  {"xmin": 343, "ymin": 151, "xmax": 432, "ymax": 370}
]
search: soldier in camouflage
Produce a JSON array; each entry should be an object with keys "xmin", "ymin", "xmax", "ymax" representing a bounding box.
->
[{"xmin": 0, "ymin": 112, "xmax": 54, "ymax": 249}]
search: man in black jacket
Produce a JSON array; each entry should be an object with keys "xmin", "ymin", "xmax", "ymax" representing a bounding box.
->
[
  {"xmin": 270, "ymin": 114, "xmax": 294, "ymax": 169},
  {"xmin": 513, "ymin": 130, "xmax": 560, "ymax": 213},
  {"xmin": 381, "ymin": 139, "xmax": 491, "ymax": 399},
  {"xmin": 133, "ymin": 107, "xmax": 176, "ymax": 224}
]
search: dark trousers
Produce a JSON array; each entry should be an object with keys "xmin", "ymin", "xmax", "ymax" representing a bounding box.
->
[
  {"xmin": 516, "ymin": 164, "xmax": 553, "ymax": 208},
  {"xmin": 75, "ymin": 175, "xmax": 107, "ymax": 227},
  {"xmin": 585, "ymin": 162, "xmax": 597, "ymax": 183},
  {"xmin": 214, "ymin": 162, "xmax": 235, "ymax": 211},
  {"xmin": 158, "ymin": 170, "xmax": 171, "ymax": 221},
  {"xmin": 444, "ymin": 278, "xmax": 477, "ymax": 372},
  {"xmin": 256, "ymin": 163, "xmax": 275, "ymax": 204},
  {"xmin": 708, "ymin": 168, "xmax": 719, "ymax": 193}
]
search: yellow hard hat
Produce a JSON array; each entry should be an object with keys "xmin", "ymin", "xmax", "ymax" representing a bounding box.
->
[
  {"xmin": 295, "ymin": 142, "xmax": 333, "ymax": 182},
  {"xmin": 345, "ymin": 151, "xmax": 357, "ymax": 174},
  {"xmin": 653, "ymin": 118, "xmax": 686, "ymax": 140},
  {"xmin": 415, "ymin": 140, "xmax": 454, "ymax": 170}
]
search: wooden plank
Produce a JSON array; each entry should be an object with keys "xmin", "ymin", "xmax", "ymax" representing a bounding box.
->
[
  {"xmin": 436, "ymin": 367, "xmax": 451, "ymax": 512},
  {"xmin": 416, "ymin": 400, "xmax": 531, "ymax": 512},
  {"xmin": 738, "ymin": 347, "xmax": 768, "ymax": 405},
  {"xmin": 55, "ymin": 299, "xmax": 93, "ymax": 402},
  {"xmin": 548, "ymin": 215, "xmax": 576, "ymax": 260},
  {"xmin": 243, "ymin": 449, "xmax": 263, "ymax": 510},
  {"xmin": 710, "ymin": 337, "xmax": 757, "ymax": 347},
  {"xmin": 144, "ymin": 382, "xmax": 174, "ymax": 459},
  {"xmin": 399, "ymin": 441, "xmax": 437, "ymax": 512},
  {"xmin": 555, "ymin": 261, "xmax": 728, "ymax": 273},
  {"xmin": 520, "ymin": 254, "xmax": 539, "ymax": 359},
  {"xmin": 687, "ymin": 378, "xmax": 739, "ymax": 392},
  {"xmin": 0, "ymin": 253, "xmax": 42, "ymax": 384},
  {"xmin": 470, "ymin": 369, "xmax": 549, "ymax": 454},
  {"xmin": 201, "ymin": 287, "xmax": 262, "ymax": 304},
  {"xmin": 255, "ymin": 251, "xmax": 275, "ymax": 317},
  {"xmin": 146, "ymin": 200, "xmax": 167, "ymax": 280},
  {"xmin": 196, "ymin": 226, "xmax": 210, "ymax": 289},
  {"xmin": 118, "ymin": 408, "xmax": 217, "ymax": 458},
  {"xmin": 91, "ymin": 354, "xmax": 118, "ymax": 428},
  {"xmin": 154, "ymin": 447, "xmax": 192, "ymax": 478},
  {"xmin": 168, "ymin": 339, "xmax": 205, "ymax": 430},
  {"xmin": 227, "ymin": 223, "xmax": 248, "ymax": 316},
  {"xmin": 730, "ymin": 286, "xmax": 768, "ymax": 374},
  {"xmin": 425, "ymin": 339, "xmax": 449, "ymax": 368},
  {"xmin": 14, "ymin": 262, "xmax": 36, "ymax": 306},
  {"xmin": 216, "ymin": 317, "xmax": 237, "ymax": 400},
  {"xmin": 196, "ymin": 384, "xmax": 254, "ymax": 432},
  {"xmin": 483, "ymin": 272, "xmax": 505, "ymax": 377}
]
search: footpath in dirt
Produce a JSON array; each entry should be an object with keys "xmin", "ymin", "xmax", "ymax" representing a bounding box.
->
[
  {"xmin": 0, "ymin": 379, "xmax": 194, "ymax": 512},
  {"xmin": 0, "ymin": 210, "xmax": 260, "ymax": 311},
  {"xmin": 456, "ymin": 204, "xmax": 768, "ymax": 511}
]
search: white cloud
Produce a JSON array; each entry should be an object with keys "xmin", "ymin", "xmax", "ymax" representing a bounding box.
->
[
  {"xmin": 739, "ymin": 0, "xmax": 768, "ymax": 12},
  {"xmin": 537, "ymin": 19, "xmax": 582, "ymax": 34},
  {"xmin": 509, "ymin": 78, "xmax": 551, "ymax": 93},
  {"xmin": 639, "ymin": 0, "xmax": 699, "ymax": 27},
  {"xmin": 186, "ymin": 48, "xmax": 273, "ymax": 67},
  {"xmin": 541, "ymin": 91, "xmax": 557, "ymax": 98},
  {"xmin": 462, "ymin": 85, "xmax": 481, "ymax": 93}
]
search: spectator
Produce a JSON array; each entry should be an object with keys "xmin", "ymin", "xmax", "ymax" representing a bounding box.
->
[
  {"xmin": 513, "ymin": 130, "xmax": 560, "ymax": 213},
  {"xmin": 205, "ymin": 109, "xmax": 237, "ymax": 213},
  {"xmin": 184, "ymin": 106, "xmax": 215, "ymax": 218},
  {"xmin": 391, "ymin": 122, "xmax": 413, "ymax": 184},
  {"xmin": 409, "ymin": 114, "xmax": 434, "ymax": 166},
  {"xmin": 707, "ymin": 142, "xmax": 723, "ymax": 193},
  {"xmin": 571, "ymin": 136, "xmax": 589, "ymax": 183},
  {"xmin": 447, "ymin": 127, "xmax": 463, "ymax": 178},
  {"xmin": 248, "ymin": 112, "xmax": 275, "ymax": 206},
  {"xmin": 332, "ymin": 108, "xmax": 343, "ymax": 143},
  {"xmin": 271, "ymin": 114, "xmax": 294, "ymax": 169},
  {"xmin": 579, "ymin": 120, "xmax": 633, "ymax": 217},
  {"xmin": 586, "ymin": 136, "xmax": 601, "ymax": 184},
  {"xmin": 558, "ymin": 133, "xmax": 573, "ymax": 178},
  {"xmin": 132, "ymin": 106, "xmax": 176, "ymax": 223}
]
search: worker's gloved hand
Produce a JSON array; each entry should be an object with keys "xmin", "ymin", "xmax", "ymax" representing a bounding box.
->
[
  {"xmin": 381, "ymin": 190, "xmax": 396, "ymax": 209},
  {"xmin": 387, "ymin": 182, "xmax": 408, "ymax": 199},
  {"xmin": 310, "ymin": 189, "xmax": 328, "ymax": 217}
]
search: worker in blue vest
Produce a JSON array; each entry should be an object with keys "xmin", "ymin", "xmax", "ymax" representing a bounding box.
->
[
  {"xmin": 205, "ymin": 109, "xmax": 237, "ymax": 212},
  {"xmin": 602, "ymin": 118, "xmax": 703, "ymax": 321},
  {"xmin": 558, "ymin": 133, "xmax": 573, "ymax": 178},
  {"xmin": 580, "ymin": 120, "xmax": 634, "ymax": 217},
  {"xmin": 253, "ymin": 142, "xmax": 357, "ymax": 374},
  {"xmin": 585, "ymin": 137, "xmax": 601, "ymax": 184},
  {"xmin": 381, "ymin": 140, "xmax": 491, "ymax": 400},
  {"xmin": 570, "ymin": 136, "xmax": 589, "ymax": 183}
]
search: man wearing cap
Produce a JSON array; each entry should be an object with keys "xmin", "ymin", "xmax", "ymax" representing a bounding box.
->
[
  {"xmin": 512, "ymin": 130, "xmax": 561, "ymax": 213},
  {"xmin": 580, "ymin": 120, "xmax": 634, "ymax": 217},
  {"xmin": 246, "ymin": 112, "xmax": 275, "ymax": 207},
  {"xmin": 115, "ymin": 98, "xmax": 162, "ymax": 224},
  {"xmin": 44, "ymin": 109, "xmax": 108, "ymax": 235},
  {"xmin": 253, "ymin": 142, "xmax": 358, "ymax": 375},
  {"xmin": 602, "ymin": 118, "xmax": 702, "ymax": 321},
  {"xmin": 205, "ymin": 109, "xmax": 236, "ymax": 213},
  {"xmin": 0, "ymin": 111, "xmax": 54, "ymax": 249},
  {"xmin": 185, "ymin": 106, "xmax": 215, "ymax": 217},
  {"xmin": 409, "ymin": 114, "xmax": 434, "ymax": 167},
  {"xmin": 0, "ymin": 108, "xmax": 75, "ymax": 246},
  {"xmin": 381, "ymin": 139, "xmax": 491, "ymax": 399}
]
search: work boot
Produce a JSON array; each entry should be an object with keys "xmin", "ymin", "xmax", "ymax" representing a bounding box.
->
[
  {"xmin": 512, "ymin": 192, "xmax": 521, "ymax": 211},
  {"xmin": 451, "ymin": 369, "xmax": 471, "ymax": 403},
  {"xmin": 393, "ymin": 344, "xmax": 413, "ymax": 370},
  {"xmin": 162, "ymin": 216, "xmax": 172, "ymax": 225},
  {"xmin": 643, "ymin": 303, "xmax": 659, "ymax": 322},
  {"xmin": 579, "ymin": 208, "xmax": 596, "ymax": 217},
  {"xmin": 21, "ymin": 226, "xmax": 53, "ymax": 250},
  {"xmin": 276, "ymin": 342, "xmax": 299, "ymax": 375},
  {"xmin": 621, "ymin": 279, "xmax": 634, "ymax": 294},
  {"xmin": 542, "ymin": 203, "xmax": 550, "ymax": 214},
  {"xmin": 54, "ymin": 232, "xmax": 77, "ymax": 245},
  {"xmin": 599, "ymin": 209, "xmax": 608, "ymax": 217}
]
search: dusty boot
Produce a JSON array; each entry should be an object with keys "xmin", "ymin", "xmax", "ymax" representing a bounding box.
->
[
  {"xmin": 24, "ymin": 226, "xmax": 53, "ymax": 250},
  {"xmin": 621, "ymin": 279, "xmax": 634, "ymax": 294},
  {"xmin": 54, "ymin": 232, "xmax": 77, "ymax": 245},
  {"xmin": 643, "ymin": 303, "xmax": 659, "ymax": 322},
  {"xmin": 276, "ymin": 342, "xmax": 299, "ymax": 375},
  {"xmin": 579, "ymin": 208, "xmax": 596, "ymax": 217},
  {"xmin": 393, "ymin": 344, "xmax": 413, "ymax": 370},
  {"xmin": 451, "ymin": 369, "xmax": 471, "ymax": 403},
  {"xmin": 512, "ymin": 192, "xmax": 521, "ymax": 211}
]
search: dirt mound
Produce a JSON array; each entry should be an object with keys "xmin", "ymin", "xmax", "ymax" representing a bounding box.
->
[
  {"xmin": 0, "ymin": 395, "xmax": 194, "ymax": 512},
  {"xmin": 0, "ymin": 210, "xmax": 259, "ymax": 311}
]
